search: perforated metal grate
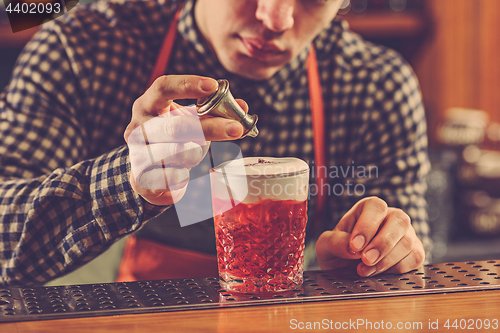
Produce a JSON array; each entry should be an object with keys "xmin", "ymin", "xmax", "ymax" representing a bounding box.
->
[{"xmin": 1, "ymin": 260, "xmax": 499, "ymax": 322}]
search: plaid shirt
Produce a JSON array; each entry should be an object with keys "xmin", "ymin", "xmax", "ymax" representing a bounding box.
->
[{"xmin": 0, "ymin": 0, "xmax": 431, "ymax": 286}]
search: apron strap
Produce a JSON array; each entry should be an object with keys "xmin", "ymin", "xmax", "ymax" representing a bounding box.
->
[
  {"xmin": 306, "ymin": 46, "xmax": 327, "ymax": 236},
  {"xmin": 147, "ymin": 8, "xmax": 182, "ymax": 88}
]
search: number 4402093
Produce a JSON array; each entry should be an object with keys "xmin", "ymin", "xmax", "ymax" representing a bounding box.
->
[
  {"xmin": 444, "ymin": 319, "xmax": 498, "ymax": 330},
  {"xmin": 5, "ymin": 1, "xmax": 61, "ymax": 14}
]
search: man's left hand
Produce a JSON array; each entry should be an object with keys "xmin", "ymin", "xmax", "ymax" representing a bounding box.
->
[{"xmin": 315, "ymin": 196, "xmax": 425, "ymax": 277}]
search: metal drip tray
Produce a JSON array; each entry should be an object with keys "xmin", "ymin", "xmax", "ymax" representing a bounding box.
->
[{"xmin": 1, "ymin": 260, "xmax": 499, "ymax": 323}]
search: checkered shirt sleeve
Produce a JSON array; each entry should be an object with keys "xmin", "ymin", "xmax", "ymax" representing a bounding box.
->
[{"xmin": 0, "ymin": 1, "xmax": 176, "ymax": 286}]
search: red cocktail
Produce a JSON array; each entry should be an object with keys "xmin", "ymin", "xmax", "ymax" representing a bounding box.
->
[
  {"xmin": 210, "ymin": 157, "xmax": 309, "ymax": 293},
  {"xmin": 214, "ymin": 198, "xmax": 307, "ymax": 293}
]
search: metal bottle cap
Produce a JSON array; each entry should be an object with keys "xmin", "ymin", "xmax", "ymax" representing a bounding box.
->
[{"xmin": 196, "ymin": 79, "xmax": 259, "ymax": 138}]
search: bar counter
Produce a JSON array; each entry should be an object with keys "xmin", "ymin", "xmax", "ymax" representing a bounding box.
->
[
  {"xmin": 1, "ymin": 260, "xmax": 500, "ymax": 332},
  {"xmin": 2, "ymin": 290, "xmax": 499, "ymax": 332}
]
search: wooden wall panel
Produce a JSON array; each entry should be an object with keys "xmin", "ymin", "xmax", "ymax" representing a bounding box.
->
[{"xmin": 414, "ymin": 0, "xmax": 500, "ymax": 146}]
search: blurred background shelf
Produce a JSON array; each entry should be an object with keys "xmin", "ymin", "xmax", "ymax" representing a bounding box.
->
[
  {"xmin": 0, "ymin": 14, "xmax": 426, "ymax": 45},
  {"xmin": 0, "ymin": 24, "xmax": 39, "ymax": 47},
  {"xmin": 0, "ymin": 13, "xmax": 427, "ymax": 45},
  {"xmin": 345, "ymin": 11, "xmax": 426, "ymax": 38},
  {"xmin": 442, "ymin": 239, "xmax": 500, "ymax": 262}
]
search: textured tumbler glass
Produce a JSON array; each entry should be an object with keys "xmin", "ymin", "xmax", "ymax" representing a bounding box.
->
[{"xmin": 210, "ymin": 157, "xmax": 309, "ymax": 293}]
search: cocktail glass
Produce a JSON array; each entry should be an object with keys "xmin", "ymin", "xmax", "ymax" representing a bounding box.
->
[{"xmin": 210, "ymin": 157, "xmax": 309, "ymax": 293}]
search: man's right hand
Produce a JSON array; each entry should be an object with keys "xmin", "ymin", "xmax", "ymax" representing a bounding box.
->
[{"xmin": 124, "ymin": 75, "xmax": 245, "ymax": 206}]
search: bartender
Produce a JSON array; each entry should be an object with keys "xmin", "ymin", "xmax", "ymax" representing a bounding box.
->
[{"xmin": 0, "ymin": 0, "xmax": 428, "ymax": 286}]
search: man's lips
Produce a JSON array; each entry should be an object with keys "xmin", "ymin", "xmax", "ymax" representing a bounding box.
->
[{"xmin": 240, "ymin": 37, "xmax": 286, "ymax": 61}]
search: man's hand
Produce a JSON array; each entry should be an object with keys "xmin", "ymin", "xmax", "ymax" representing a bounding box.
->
[
  {"xmin": 124, "ymin": 75, "xmax": 245, "ymax": 206},
  {"xmin": 315, "ymin": 196, "xmax": 425, "ymax": 277}
]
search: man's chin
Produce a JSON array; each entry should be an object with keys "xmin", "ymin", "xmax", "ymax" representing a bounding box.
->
[
  {"xmin": 233, "ymin": 71, "xmax": 276, "ymax": 81},
  {"xmin": 228, "ymin": 64, "xmax": 281, "ymax": 81},
  {"xmin": 221, "ymin": 55, "xmax": 284, "ymax": 81}
]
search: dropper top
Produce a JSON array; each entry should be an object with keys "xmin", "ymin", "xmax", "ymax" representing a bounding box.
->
[{"xmin": 196, "ymin": 79, "xmax": 259, "ymax": 138}]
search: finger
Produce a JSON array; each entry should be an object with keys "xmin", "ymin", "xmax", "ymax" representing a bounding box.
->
[
  {"xmin": 133, "ymin": 114, "xmax": 243, "ymax": 143},
  {"xmin": 168, "ymin": 103, "xmax": 198, "ymax": 116},
  {"xmin": 130, "ymin": 168, "xmax": 189, "ymax": 206},
  {"xmin": 135, "ymin": 75, "xmax": 218, "ymax": 116},
  {"xmin": 316, "ymin": 230, "xmax": 362, "ymax": 270},
  {"xmin": 136, "ymin": 164, "xmax": 190, "ymax": 190},
  {"xmin": 359, "ymin": 208, "xmax": 411, "ymax": 267},
  {"xmin": 235, "ymin": 99, "xmax": 249, "ymax": 113},
  {"xmin": 199, "ymin": 97, "xmax": 245, "ymax": 138},
  {"xmin": 129, "ymin": 142, "xmax": 205, "ymax": 190},
  {"xmin": 385, "ymin": 240, "xmax": 425, "ymax": 274},
  {"xmin": 131, "ymin": 142, "xmax": 207, "ymax": 170},
  {"xmin": 138, "ymin": 115, "xmax": 206, "ymax": 143},
  {"xmin": 344, "ymin": 197, "xmax": 389, "ymax": 253},
  {"xmin": 125, "ymin": 104, "xmax": 197, "ymax": 142},
  {"xmin": 201, "ymin": 118, "xmax": 244, "ymax": 140},
  {"xmin": 357, "ymin": 227, "xmax": 424, "ymax": 277}
]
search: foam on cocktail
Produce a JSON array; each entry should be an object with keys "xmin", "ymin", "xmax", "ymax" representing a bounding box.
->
[{"xmin": 210, "ymin": 157, "xmax": 309, "ymax": 210}]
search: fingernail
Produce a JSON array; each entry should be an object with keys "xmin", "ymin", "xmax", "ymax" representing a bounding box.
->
[
  {"xmin": 200, "ymin": 79, "xmax": 217, "ymax": 92},
  {"xmin": 365, "ymin": 249, "xmax": 380, "ymax": 265},
  {"xmin": 362, "ymin": 266, "xmax": 377, "ymax": 277},
  {"xmin": 352, "ymin": 235, "xmax": 365, "ymax": 250},
  {"xmin": 226, "ymin": 121, "xmax": 243, "ymax": 137}
]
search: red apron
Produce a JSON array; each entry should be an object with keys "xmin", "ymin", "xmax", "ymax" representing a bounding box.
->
[{"xmin": 116, "ymin": 9, "xmax": 326, "ymax": 282}]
